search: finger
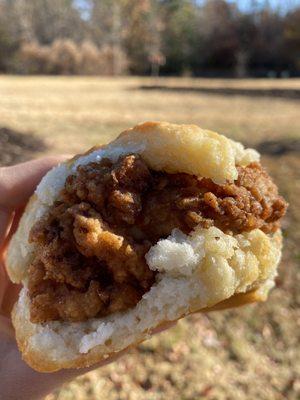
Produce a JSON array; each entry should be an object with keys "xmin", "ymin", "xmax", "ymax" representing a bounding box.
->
[
  {"xmin": 1, "ymin": 285, "xmax": 21, "ymax": 317},
  {"xmin": 0, "ymin": 156, "xmax": 70, "ymax": 250},
  {"xmin": 0, "ymin": 156, "xmax": 70, "ymax": 210},
  {"xmin": 0, "ymin": 315, "xmax": 14, "ymax": 338},
  {"xmin": 0, "ymin": 208, "xmax": 13, "ymax": 249},
  {"xmin": 0, "ymin": 265, "xmax": 22, "ymax": 318},
  {"xmin": 0, "ymin": 261, "xmax": 8, "ymax": 307},
  {"xmin": 1, "ymin": 206, "xmax": 25, "ymax": 252},
  {"xmin": 0, "ymin": 208, "xmax": 25, "ymax": 316}
]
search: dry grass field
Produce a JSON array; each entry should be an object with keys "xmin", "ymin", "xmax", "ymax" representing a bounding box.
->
[{"xmin": 0, "ymin": 76, "xmax": 299, "ymax": 399}]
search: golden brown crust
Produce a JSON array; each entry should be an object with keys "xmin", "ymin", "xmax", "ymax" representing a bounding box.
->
[
  {"xmin": 200, "ymin": 289, "xmax": 264, "ymax": 312},
  {"xmin": 113, "ymin": 121, "xmax": 260, "ymax": 183}
]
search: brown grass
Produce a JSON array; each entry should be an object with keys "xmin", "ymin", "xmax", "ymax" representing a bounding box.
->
[{"xmin": 0, "ymin": 76, "xmax": 299, "ymax": 400}]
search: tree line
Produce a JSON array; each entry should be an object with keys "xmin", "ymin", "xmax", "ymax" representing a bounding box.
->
[{"xmin": 0, "ymin": 0, "xmax": 299, "ymax": 77}]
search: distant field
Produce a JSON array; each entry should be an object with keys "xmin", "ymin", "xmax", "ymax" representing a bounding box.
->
[
  {"xmin": 0, "ymin": 76, "xmax": 300, "ymax": 157},
  {"xmin": 0, "ymin": 76, "xmax": 299, "ymax": 400}
]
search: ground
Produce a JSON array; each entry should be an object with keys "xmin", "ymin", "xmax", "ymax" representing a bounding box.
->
[{"xmin": 0, "ymin": 76, "xmax": 299, "ymax": 400}]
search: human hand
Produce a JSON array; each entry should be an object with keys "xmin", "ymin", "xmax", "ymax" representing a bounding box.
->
[{"xmin": 0, "ymin": 156, "xmax": 175, "ymax": 400}]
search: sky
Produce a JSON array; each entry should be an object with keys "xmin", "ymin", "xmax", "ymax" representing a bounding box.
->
[
  {"xmin": 195, "ymin": 0, "xmax": 300, "ymax": 14},
  {"xmin": 74, "ymin": 0, "xmax": 300, "ymax": 18},
  {"xmin": 232, "ymin": 0, "xmax": 300, "ymax": 13}
]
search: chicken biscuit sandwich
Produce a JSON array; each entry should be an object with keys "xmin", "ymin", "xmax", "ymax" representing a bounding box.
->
[{"xmin": 6, "ymin": 122, "xmax": 287, "ymax": 372}]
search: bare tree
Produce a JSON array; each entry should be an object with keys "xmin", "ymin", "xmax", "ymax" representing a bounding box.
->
[{"xmin": 2, "ymin": 0, "xmax": 84, "ymax": 44}]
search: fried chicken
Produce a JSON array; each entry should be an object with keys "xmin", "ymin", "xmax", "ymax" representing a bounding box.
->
[{"xmin": 28, "ymin": 154, "xmax": 287, "ymax": 323}]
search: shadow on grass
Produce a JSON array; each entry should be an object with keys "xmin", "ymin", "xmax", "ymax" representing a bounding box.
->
[
  {"xmin": 0, "ymin": 127, "xmax": 48, "ymax": 166},
  {"xmin": 256, "ymin": 138, "xmax": 300, "ymax": 156},
  {"xmin": 137, "ymin": 85, "xmax": 300, "ymax": 100}
]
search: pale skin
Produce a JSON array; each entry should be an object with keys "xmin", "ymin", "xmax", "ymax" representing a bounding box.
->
[{"xmin": 0, "ymin": 157, "xmax": 174, "ymax": 400}]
